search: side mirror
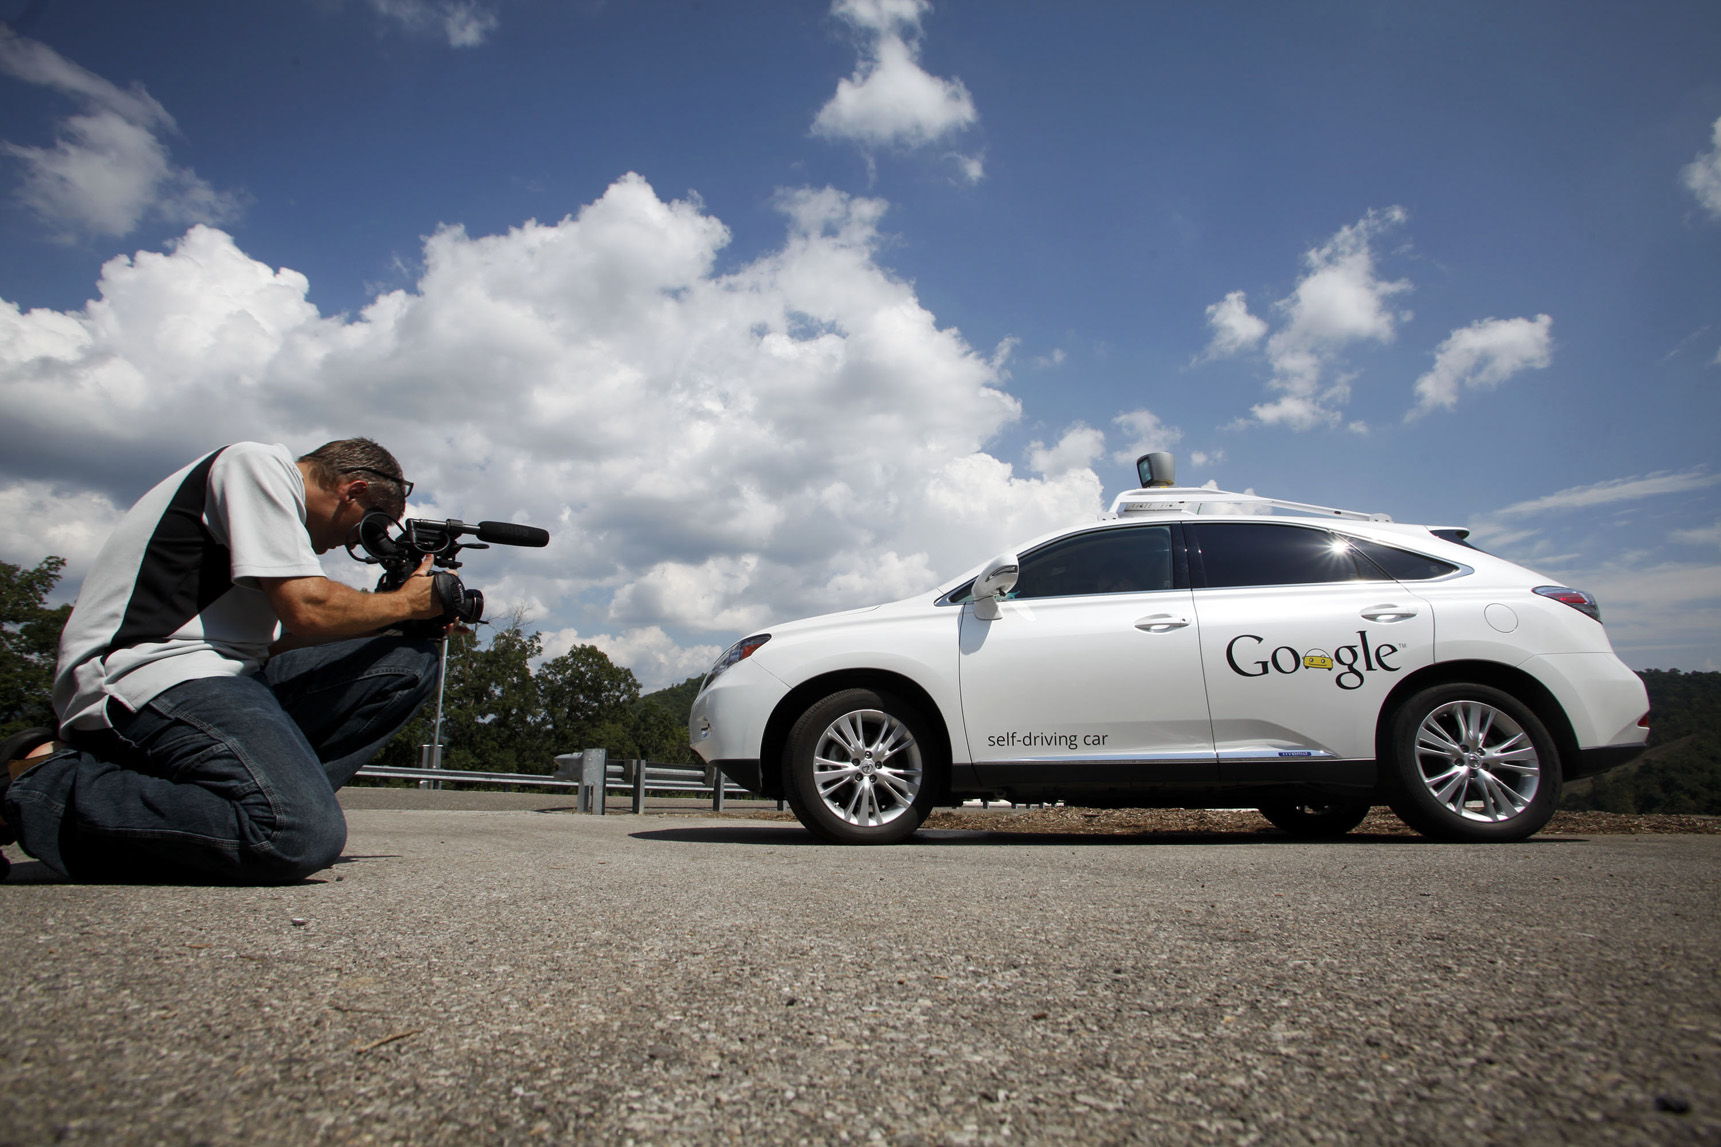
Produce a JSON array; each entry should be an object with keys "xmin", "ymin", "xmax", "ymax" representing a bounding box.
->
[{"xmin": 971, "ymin": 553, "xmax": 1020, "ymax": 620}]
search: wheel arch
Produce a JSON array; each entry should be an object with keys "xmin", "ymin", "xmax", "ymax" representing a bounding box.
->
[
  {"xmin": 760, "ymin": 669, "xmax": 956, "ymax": 802},
  {"xmin": 1374, "ymin": 660, "xmax": 1579, "ymax": 771}
]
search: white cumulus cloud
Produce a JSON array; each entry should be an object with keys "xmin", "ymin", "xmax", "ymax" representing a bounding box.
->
[
  {"xmin": 541, "ymin": 626, "xmax": 723, "ymax": 693},
  {"xmin": 367, "ymin": 0, "xmax": 499, "ymax": 47},
  {"xmin": 813, "ymin": 0, "xmax": 978, "ymax": 155},
  {"xmin": 1682, "ymin": 114, "xmax": 1721, "ymax": 219},
  {"xmin": 1201, "ymin": 207, "xmax": 1412, "ymax": 431},
  {"xmin": 1407, "ymin": 314, "xmax": 1553, "ymax": 420},
  {"xmin": 0, "ymin": 27, "xmax": 239, "ymax": 239},
  {"xmin": 1201, "ymin": 208, "xmax": 1557, "ymax": 431},
  {"xmin": 1027, "ymin": 424, "xmax": 1106, "ymax": 476},
  {"xmin": 0, "ymin": 174, "xmax": 1106, "ymax": 688},
  {"xmin": 1198, "ymin": 290, "xmax": 1268, "ymax": 361},
  {"xmin": 1255, "ymin": 207, "xmax": 1412, "ymax": 430},
  {"xmin": 1109, "ymin": 409, "xmax": 1184, "ymax": 467}
]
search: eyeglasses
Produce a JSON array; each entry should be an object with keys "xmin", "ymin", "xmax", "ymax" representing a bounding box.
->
[{"xmin": 344, "ymin": 467, "xmax": 415, "ymax": 498}]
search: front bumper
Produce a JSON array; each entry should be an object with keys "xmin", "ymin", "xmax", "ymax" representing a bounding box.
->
[
  {"xmin": 708, "ymin": 759, "xmax": 765, "ymax": 794},
  {"xmin": 687, "ymin": 657, "xmax": 789, "ymax": 769}
]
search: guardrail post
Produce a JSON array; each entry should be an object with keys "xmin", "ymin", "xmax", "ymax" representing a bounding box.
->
[
  {"xmin": 562, "ymin": 748, "xmax": 609, "ymax": 813},
  {"xmin": 417, "ymin": 742, "xmax": 442, "ymax": 790},
  {"xmin": 630, "ymin": 760, "xmax": 646, "ymax": 814},
  {"xmin": 585, "ymin": 748, "xmax": 608, "ymax": 815}
]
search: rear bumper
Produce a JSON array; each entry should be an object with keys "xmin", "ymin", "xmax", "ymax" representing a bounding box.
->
[
  {"xmin": 1568, "ymin": 744, "xmax": 1647, "ymax": 782},
  {"xmin": 1520, "ymin": 653, "xmax": 1650, "ymax": 751}
]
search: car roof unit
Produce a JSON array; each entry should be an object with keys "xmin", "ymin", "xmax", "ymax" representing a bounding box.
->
[
  {"xmin": 1116, "ymin": 451, "xmax": 1391, "ymax": 521},
  {"xmin": 1104, "ymin": 486, "xmax": 1392, "ymax": 522}
]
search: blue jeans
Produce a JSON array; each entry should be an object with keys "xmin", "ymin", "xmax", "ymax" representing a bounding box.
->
[{"xmin": 6, "ymin": 636, "xmax": 438, "ymax": 884}]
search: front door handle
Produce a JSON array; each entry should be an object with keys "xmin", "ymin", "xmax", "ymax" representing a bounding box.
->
[
  {"xmin": 1361, "ymin": 604, "xmax": 1418, "ymax": 622},
  {"xmin": 1135, "ymin": 614, "xmax": 1191, "ymax": 632}
]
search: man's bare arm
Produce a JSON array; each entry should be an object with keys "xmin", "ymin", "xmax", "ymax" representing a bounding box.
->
[{"xmin": 262, "ymin": 557, "xmax": 442, "ymax": 641}]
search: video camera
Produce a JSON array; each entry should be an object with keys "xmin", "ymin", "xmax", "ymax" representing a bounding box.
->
[{"xmin": 348, "ymin": 513, "xmax": 550, "ymax": 634}]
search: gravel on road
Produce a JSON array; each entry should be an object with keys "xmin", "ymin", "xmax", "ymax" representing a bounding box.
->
[{"xmin": 2, "ymin": 799, "xmax": 1717, "ymax": 1146}]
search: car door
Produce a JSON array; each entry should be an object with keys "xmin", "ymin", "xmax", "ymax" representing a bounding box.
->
[
  {"xmin": 1187, "ymin": 521, "xmax": 1435, "ymax": 781},
  {"xmin": 956, "ymin": 523, "xmax": 1217, "ymax": 788}
]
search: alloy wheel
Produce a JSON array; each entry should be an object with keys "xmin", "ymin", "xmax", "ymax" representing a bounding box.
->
[
  {"xmin": 1412, "ymin": 699, "xmax": 1542, "ymax": 822},
  {"xmin": 811, "ymin": 708, "xmax": 925, "ymax": 828}
]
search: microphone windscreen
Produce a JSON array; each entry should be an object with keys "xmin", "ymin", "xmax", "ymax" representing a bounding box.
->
[{"xmin": 476, "ymin": 520, "xmax": 550, "ymax": 547}]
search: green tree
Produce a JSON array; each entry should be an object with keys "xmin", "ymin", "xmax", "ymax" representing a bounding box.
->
[
  {"xmin": 629, "ymin": 698, "xmax": 695, "ymax": 764},
  {"xmin": 537, "ymin": 643, "xmax": 641, "ymax": 757},
  {"xmin": 0, "ymin": 556, "xmax": 72, "ymax": 737},
  {"xmin": 369, "ymin": 628, "xmax": 675, "ymax": 779},
  {"xmin": 374, "ymin": 617, "xmax": 555, "ymax": 776}
]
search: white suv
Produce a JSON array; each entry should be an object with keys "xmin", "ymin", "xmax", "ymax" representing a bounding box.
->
[{"xmin": 689, "ymin": 457, "xmax": 1650, "ymax": 844}]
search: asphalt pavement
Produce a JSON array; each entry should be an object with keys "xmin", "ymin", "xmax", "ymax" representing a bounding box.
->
[{"xmin": 2, "ymin": 793, "xmax": 1717, "ymax": 1145}]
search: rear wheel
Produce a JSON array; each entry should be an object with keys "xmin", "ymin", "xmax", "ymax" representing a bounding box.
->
[
  {"xmin": 1257, "ymin": 799, "xmax": 1371, "ymax": 838},
  {"xmin": 783, "ymin": 688, "xmax": 939, "ymax": 844},
  {"xmin": 1384, "ymin": 683, "xmax": 1560, "ymax": 842}
]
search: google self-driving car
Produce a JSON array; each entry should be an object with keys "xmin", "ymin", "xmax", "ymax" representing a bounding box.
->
[{"xmin": 689, "ymin": 454, "xmax": 1650, "ymax": 844}]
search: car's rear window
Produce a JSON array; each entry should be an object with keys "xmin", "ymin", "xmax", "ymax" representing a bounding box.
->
[{"xmin": 1346, "ymin": 537, "xmax": 1461, "ymax": 581}]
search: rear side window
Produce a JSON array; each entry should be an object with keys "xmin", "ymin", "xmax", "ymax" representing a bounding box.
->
[
  {"xmin": 1012, "ymin": 525, "xmax": 1176, "ymax": 599},
  {"xmin": 1190, "ymin": 523, "xmax": 1363, "ymax": 588},
  {"xmin": 1346, "ymin": 537, "xmax": 1460, "ymax": 581}
]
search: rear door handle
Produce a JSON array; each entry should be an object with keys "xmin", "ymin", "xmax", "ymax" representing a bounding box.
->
[
  {"xmin": 1135, "ymin": 614, "xmax": 1191, "ymax": 632},
  {"xmin": 1361, "ymin": 604, "xmax": 1418, "ymax": 622}
]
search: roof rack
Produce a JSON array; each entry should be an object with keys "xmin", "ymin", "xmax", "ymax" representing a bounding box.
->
[{"xmin": 1105, "ymin": 486, "xmax": 1391, "ymax": 522}]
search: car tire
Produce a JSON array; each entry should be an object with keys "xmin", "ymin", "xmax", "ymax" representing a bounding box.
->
[
  {"xmin": 783, "ymin": 687, "xmax": 939, "ymax": 845},
  {"xmin": 1257, "ymin": 799, "xmax": 1372, "ymax": 838},
  {"xmin": 1383, "ymin": 683, "xmax": 1560, "ymax": 842}
]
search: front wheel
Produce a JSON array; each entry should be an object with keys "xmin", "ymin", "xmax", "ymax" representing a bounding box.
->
[
  {"xmin": 783, "ymin": 688, "xmax": 939, "ymax": 844},
  {"xmin": 1258, "ymin": 799, "xmax": 1372, "ymax": 838},
  {"xmin": 1383, "ymin": 684, "xmax": 1560, "ymax": 842}
]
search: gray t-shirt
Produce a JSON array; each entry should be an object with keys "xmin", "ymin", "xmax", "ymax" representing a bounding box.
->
[{"xmin": 54, "ymin": 442, "xmax": 326, "ymax": 733}]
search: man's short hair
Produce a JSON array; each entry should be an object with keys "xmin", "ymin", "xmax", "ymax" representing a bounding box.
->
[{"xmin": 299, "ymin": 439, "xmax": 410, "ymax": 520}]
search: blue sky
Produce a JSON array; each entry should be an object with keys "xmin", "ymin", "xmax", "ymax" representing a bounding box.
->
[{"xmin": 2, "ymin": 0, "xmax": 1718, "ymax": 686}]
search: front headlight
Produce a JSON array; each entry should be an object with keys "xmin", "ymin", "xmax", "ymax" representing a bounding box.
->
[{"xmin": 702, "ymin": 634, "xmax": 771, "ymax": 689}]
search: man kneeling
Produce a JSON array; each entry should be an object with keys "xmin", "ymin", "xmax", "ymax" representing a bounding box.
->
[{"xmin": 1, "ymin": 439, "xmax": 445, "ymax": 884}]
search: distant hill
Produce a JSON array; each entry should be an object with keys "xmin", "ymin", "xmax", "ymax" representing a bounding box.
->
[
  {"xmin": 642, "ymin": 675, "xmax": 704, "ymax": 726},
  {"xmin": 1562, "ymin": 669, "xmax": 1721, "ymax": 815},
  {"xmin": 1562, "ymin": 732, "xmax": 1720, "ymax": 815}
]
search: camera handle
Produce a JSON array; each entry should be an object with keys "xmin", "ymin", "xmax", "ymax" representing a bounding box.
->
[{"xmin": 430, "ymin": 570, "xmax": 467, "ymax": 615}]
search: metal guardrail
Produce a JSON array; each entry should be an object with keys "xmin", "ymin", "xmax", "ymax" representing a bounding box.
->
[
  {"xmin": 582, "ymin": 756, "xmax": 756, "ymax": 815},
  {"xmin": 354, "ymin": 765, "xmax": 577, "ymax": 789},
  {"xmin": 355, "ymin": 749, "xmax": 780, "ymax": 814}
]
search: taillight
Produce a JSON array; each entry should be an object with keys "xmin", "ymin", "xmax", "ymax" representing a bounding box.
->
[{"xmin": 1534, "ymin": 586, "xmax": 1601, "ymax": 623}]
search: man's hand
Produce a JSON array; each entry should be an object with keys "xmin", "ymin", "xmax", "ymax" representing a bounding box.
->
[{"xmin": 262, "ymin": 556, "xmax": 444, "ymax": 641}]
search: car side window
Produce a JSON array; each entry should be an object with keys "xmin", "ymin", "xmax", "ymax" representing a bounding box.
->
[
  {"xmin": 1345, "ymin": 537, "xmax": 1460, "ymax": 581},
  {"xmin": 1190, "ymin": 522, "xmax": 1364, "ymax": 588},
  {"xmin": 1012, "ymin": 525, "xmax": 1176, "ymax": 599}
]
